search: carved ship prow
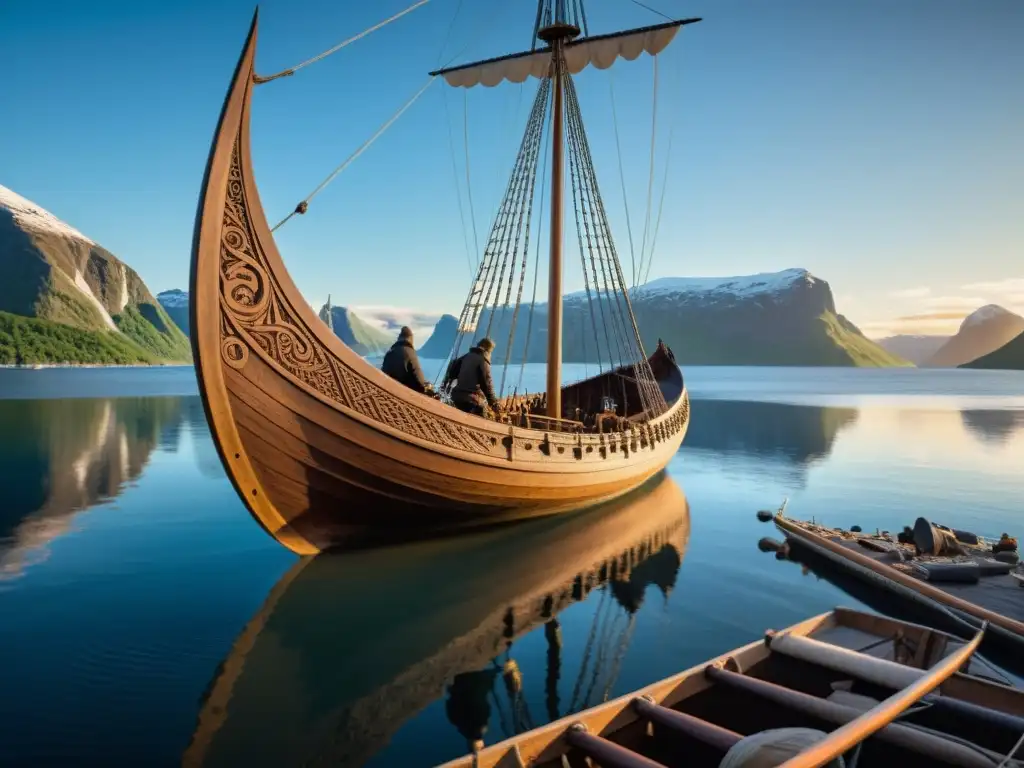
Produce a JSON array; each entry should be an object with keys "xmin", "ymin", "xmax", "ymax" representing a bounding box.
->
[{"xmin": 190, "ymin": 11, "xmax": 690, "ymax": 554}]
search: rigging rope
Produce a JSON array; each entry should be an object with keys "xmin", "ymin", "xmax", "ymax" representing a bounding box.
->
[
  {"xmin": 437, "ymin": 21, "xmax": 668, "ymax": 419},
  {"xmin": 435, "ymin": 0, "xmax": 466, "ymax": 69},
  {"xmin": 515, "ymin": 102, "xmax": 551, "ymax": 395},
  {"xmin": 636, "ymin": 55, "xmax": 659, "ymax": 290},
  {"xmin": 256, "ymin": 0, "xmax": 432, "ymax": 83},
  {"xmin": 564, "ymin": 69, "xmax": 667, "ymax": 415},
  {"xmin": 271, "ymin": 77, "xmax": 436, "ymax": 232},
  {"xmin": 624, "ymin": 0, "xmax": 673, "ymax": 23},
  {"xmin": 608, "ymin": 69, "xmax": 638, "ymax": 289},
  {"xmin": 641, "ymin": 44, "xmax": 677, "ymax": 286},
  {"xmin": 442, "ymin": 88, "xmax": 477, "ymax": 278},
  {"xmin": 462, "ymin": 90, "xmax": 482, "ymax": 269},
  {"xmin": 255, "ymin": 0, "xmax": 432, "ymax": 84},
  {"xmin": 643, "ymin": 125, "xmax": 673, "ymax": 286}
]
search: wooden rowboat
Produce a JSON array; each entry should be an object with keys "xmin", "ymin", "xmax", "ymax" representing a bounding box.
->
[
  {"xmin": 182, "ymin": 473, "xmax": 690, "ymax": 767},
  {"xmin": 769, "ymin": 512, "xmax": 1024, "ymax": 659},
  {"xmin": 440, "ymin": 608, "xmax": 1024, "ymax": 768},
  {"xmin": 189, "ymin": 8, "xmax": 691, "ymax": 554}
]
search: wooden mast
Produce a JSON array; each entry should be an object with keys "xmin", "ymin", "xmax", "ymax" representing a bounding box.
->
[
  {"xmin": 539, "ymin": 16, "xmax": 579, "ymax": 421},
  {"xmin": 546, "ymin": 37, "xmax": 564, "ymax": 420}
]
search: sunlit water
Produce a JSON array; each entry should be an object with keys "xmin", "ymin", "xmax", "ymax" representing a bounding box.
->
[{"xmin": 1, "ymin": 364, "xmax": 1023, "ymax": 767}]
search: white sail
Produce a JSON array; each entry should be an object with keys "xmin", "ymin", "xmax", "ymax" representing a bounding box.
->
[{"xmin": 434, "ymin": 19, "xmax": 696, "ymax": 89}]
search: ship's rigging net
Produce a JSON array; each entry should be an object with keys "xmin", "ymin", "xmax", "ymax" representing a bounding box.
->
[{"xmin": 436, "ymin": 42, "xmax": 668, "ymax": 421}]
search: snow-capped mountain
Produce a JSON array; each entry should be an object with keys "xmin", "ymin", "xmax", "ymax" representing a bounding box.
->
[
  {"xmin": 157, "ymin": 289, "xmax": 190, "ymax": 337},
  {"xmin": 565, "ymin": 268, "xmax": 820, "ymax": 304},
  {"xmin": 0, "ymin": 184, "xmax": 94, "ymax": 244},
  {"xmin": 479, "ymin": 268, "xmax": 905, "ymax": 366},
  {"xmin": 635, "ymin": 268, "xmax": 818, "ymax": 300},
  {"xmin": 157, "ymin": 288, "xmax": 189, "ymax": 309},
  {"xmin": 923, "ymin": 305, "xmax": 1024, "ymax": 368},
  {"xmin": 0, "ymin": 184, "xmax": 190, "ymax": 364},
  {"xmin": 959, "ymin": 304, "xmax": 1014, "ymax": 331}
]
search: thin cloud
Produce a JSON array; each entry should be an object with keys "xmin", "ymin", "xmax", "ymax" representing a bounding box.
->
[
  {"xmin": 889, "ymin": 287, "xmax": 931, "ymax": 299},
  {"xmin": 897, "ymin": 311, "xmax": 972, "ymax": 322},
  {"xmin": 961, "ymin": 278, "xmax": 1024, "ymax": 293},
  {"xmin": 860, "ymin": 314, "xmax": 963, "ymax": 338},
  {"xmin": 350, "ymin": 305, "xmax": 445, "ymax": 339},
  {"xmin": 920, "ymin": 296, "xmax": 988, "ymax": 311}
]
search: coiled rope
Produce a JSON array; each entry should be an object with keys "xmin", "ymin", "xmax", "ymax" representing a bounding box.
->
[{"xmin": 255, "ymin": 0, "xmax": 431, "ymax": 84}]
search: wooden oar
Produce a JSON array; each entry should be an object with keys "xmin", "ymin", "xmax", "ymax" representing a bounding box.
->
[{"xmin": 778, "ymin": 624, "xmax": 986, "ymax": 768}]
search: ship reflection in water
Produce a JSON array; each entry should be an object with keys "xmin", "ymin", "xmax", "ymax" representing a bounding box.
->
[{"xmin": 182, "ymin": 474, "xmax": 690, "ymax": 768}]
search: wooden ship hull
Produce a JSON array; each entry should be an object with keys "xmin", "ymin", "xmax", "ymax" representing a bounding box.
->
[
  {"xmin": 190, "ymin": 12, "xmax": 690, "ymax": 555},
  {"xmin": 440, "ymin": 608, "xmax": 1024, "ymax": 768},
  {"xmin": 769, "ymin": 513, "xmax": 1024, "ymax": 658},
  {"xmin": 181, "ymin": 473, "xmax": 690, "ymax": 767}
]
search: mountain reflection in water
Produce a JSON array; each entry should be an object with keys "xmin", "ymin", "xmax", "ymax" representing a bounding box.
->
[
  {"xmin": 959, "ymin": 408, "xmax": 1024, "ymax": 445},
  {"xmin": 0, "ymin": 397, "xmax": 186, "ymax": 578},
  {"xmin": 182, "ymin": 474, "xmax": 690, "ymax": 768}
]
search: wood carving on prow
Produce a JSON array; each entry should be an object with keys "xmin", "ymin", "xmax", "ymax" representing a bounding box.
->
[{"xmin": 218, "ymin": 140, "xmax": 497, "ymax": 456}]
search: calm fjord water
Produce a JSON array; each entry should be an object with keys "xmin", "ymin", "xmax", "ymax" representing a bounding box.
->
[{"xmin": 1, "ymin": 365, "xmax": 1023, "ymax": 767}]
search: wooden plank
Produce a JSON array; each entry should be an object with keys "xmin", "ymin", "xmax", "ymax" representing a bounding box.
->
[{"xmin": 778, "ymin": 626, "xmax": 986, "ymax": 768}]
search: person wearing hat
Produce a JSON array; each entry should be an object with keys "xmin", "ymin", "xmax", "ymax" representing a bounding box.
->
[
  {"xmin": 444, "ymin": 337, "xmax": 501, "ymax": 418},
  {"xmin": 381, "ymin": 326, "xmax": 432, "ymax": 395}
]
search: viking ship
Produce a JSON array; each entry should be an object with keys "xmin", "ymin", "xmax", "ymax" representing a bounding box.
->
[
  {"xmin": 190, "ymin": 1, "xmax": 695, "ymax": 553},
  {"xmin": 182, "ymin": 474, "xmax": 690, "ymax": 766}
]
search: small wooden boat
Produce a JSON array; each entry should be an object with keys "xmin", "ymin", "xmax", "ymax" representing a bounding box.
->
[
  {"xmin": 439, "ymin": 608, "xmax": 1024, "ymax": 768},
  {"xmin": 767, "ymin": 510, "xmax": 1024, "ymax": 658},
  {"xmin": 182, "ymin": 473, "xmax": 690, "ymax": 767},
  {"xmin": 190, "ymin": 4, "xmax": 694, "ymax": 554}
]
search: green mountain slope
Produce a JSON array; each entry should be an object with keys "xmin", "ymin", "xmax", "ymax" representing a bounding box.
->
[
  {"xmin": 471, "ymin": 269, "xmax": 909, "ymax": 367},
  {"xmin": 960, "ymin": 330, "xmax": 1024, "ymax": 370},
  {"xmin": 0, "ymin": 185, "xmax": 191, "ymax": 365}
]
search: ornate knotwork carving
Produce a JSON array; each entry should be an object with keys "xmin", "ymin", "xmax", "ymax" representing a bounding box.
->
[{"xmin": 217, "ymin": 140, "xmax": 494, "ymax": 455}]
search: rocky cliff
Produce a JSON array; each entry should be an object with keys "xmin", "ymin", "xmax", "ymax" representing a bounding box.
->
[
  {"xmin": 157, "ymin": 289, "xmax": 190, "ymax": 337},
  {"xmin": 418, "ymin": 314, "xmax": 458, "ymax": 359},
  {"xmin": 0, "ymin": 184, "xmax": 191, "ymax": 364},
  {"xmin": 959, "ymin": 329, "xmax": 1024, "ymax": 371},
  {"xmin": 922, "ymin": 305, "xmax": 1024, "ymax": 368},
  {"xmin": 469, "ymin": 269, "xmax": 907, "ymax": 367},
  {"xmin": 317, "ymin": 300, "xmax": 393, "ymax": 357}
]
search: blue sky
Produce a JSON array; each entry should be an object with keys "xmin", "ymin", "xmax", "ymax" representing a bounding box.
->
[{"xmin": 1, "ymin": 0, "xmax": 1021, "ymax": 338}]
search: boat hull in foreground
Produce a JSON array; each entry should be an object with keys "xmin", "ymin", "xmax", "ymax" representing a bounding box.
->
[
  {"xmin": 440, "ymin": 608, "xmax": 1023, "ymax": 768},
  {"xmin": 190, "ymin": 13, "xmax": 690, "ymax": 554}
]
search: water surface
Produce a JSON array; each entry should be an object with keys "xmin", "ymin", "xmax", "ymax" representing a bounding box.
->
[{"xmin": 1, "ymin": 365, "xmax": 1023, "ymax": 766}]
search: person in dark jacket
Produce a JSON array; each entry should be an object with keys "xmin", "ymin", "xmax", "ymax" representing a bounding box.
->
[
  {"xmin": 444, "ymin": 337, "xmax": 500, "ymax": 417},
  {"xmin": 381, "ymin": 326, "xmax": 431, "ymax": 394}
]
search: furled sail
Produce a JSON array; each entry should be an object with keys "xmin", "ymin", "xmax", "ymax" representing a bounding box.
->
[{"xmin": 431, "ymin": 19, "xmax": 699, "ymax": 89}]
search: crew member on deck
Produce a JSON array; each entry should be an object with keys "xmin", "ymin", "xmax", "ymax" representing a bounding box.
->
[
  {"xmin": 381, "ymin": 326, "xmax": 431, "ymax": 395},
  {"xmin": 444, "ymin": 337, "xmax": 501, "ymax": 417}
]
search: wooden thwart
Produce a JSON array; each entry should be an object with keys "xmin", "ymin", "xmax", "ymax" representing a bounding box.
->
[
  {"xmin": 438, "ymin": 609, "xmax": 1018, "ymax": 768},
  {"xmin": 778, "ymin": 624, "xmax": 985, "ymax": 767}
]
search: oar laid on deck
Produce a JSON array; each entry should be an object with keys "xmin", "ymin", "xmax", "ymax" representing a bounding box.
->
[{"xmin": 777, "ymin": 624, "xmax": 986, "ymax": 768}]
